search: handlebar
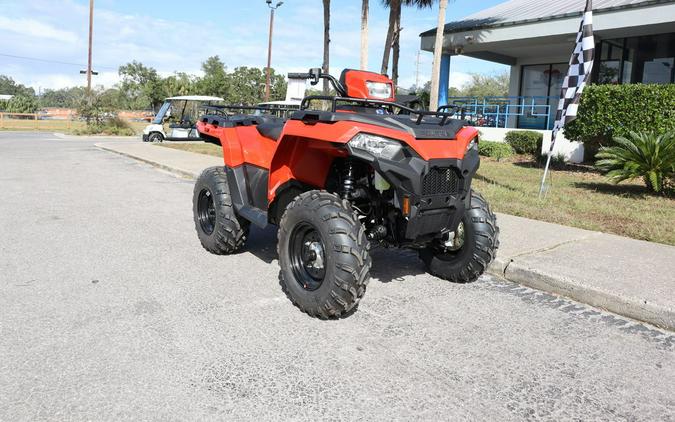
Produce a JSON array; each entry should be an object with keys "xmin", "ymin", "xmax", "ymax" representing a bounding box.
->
[
  {"xmin": 287, "ymin": 68, "xmax": 347, "ymax": 96},
  {"xmin": 287, "ymin": 72, "xmax": 311, "ymax": 79}
]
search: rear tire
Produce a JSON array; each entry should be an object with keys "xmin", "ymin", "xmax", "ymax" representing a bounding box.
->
[
  {"xmin": 193, "ymin": 167, "xmax": 249, "ymax": 254},
  {"xmin": 278, "ymin": 191, "xmax": 371, "ymax": 318},
  {"xmin": 420, "ymin": 190, "xmax": 499, "ymax": 283}
]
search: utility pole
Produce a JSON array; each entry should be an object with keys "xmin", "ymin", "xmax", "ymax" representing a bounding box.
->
[
  {"xmin": 87, "ymin": 0, "xmax": 94, "ymax": 97},
  {"xmin": 265, "ymin": 1, "xmax": 283, "ymax": 102}
]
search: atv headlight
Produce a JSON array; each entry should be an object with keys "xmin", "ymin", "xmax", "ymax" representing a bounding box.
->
[
  {"xmin": 349, "ymin": 133, "xmax": 402, "ymax": 160},
  {"xmin": 365, "ymin": 81, "xmax": 393, "ymax": 99}
]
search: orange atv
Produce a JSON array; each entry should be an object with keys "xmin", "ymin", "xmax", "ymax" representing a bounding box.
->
[{"xmin": 193, "ymin": 68, "xmax": 499, "ymax": 318}]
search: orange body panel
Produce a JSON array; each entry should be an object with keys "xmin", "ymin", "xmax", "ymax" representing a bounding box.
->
[{"xmin": 197, "ymin": 118, "xmax": 478, "ymax": 204}]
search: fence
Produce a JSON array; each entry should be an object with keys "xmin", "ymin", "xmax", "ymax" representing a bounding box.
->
[
  {"xmin": 0, "ymin": 112, "xmax": 79, "ymax": 131},
  {"xmin": 445, "ymin": 96, "xmax": 558, "ymax": 130},
  {"xmin": 0, "ymin": 112, "xmax": 148, "ymax": 133}
]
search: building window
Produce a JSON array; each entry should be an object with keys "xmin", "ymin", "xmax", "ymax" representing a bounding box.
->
[
  {"xmin": 598, "ymin": 39, "xmax": 624, "ymax": 83},
  {"xmin": 595, "ymin": 33, "xmax": 675, "ymax": 84},
  {"xmin": 518, "ymin": 63, "xmax": 567, "ymax": 129}
]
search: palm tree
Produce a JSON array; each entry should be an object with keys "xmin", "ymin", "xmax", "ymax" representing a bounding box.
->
[
  {"xmin": 322, "ymin": 0, "xmax": 331, "ymax": 95},
  {"xmin": 380, "ymin": 0, "xmax": 400, "ymax": 78},
  {"xmin": 360, "ymin": 0, "xmax": 369, "ymax": 70},
  {"xmin": 429, "ymin": 0, "xmax": 448, "ymax": 110},
  {"xmin": 596, "ymin": 131, "xmax": 675, "ymax": 193},
  {"xmin": 381, "ymin": 0, "xmax": 435, "ymax": 86}
]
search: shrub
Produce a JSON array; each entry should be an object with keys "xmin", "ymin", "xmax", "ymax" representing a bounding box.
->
[
  {"xmin": 6, "ymin": 95, "xmax": 38, "ymax": 114},
  {"xmin": 565, "ymin": 84, "xmax": 675, "ymax": 158},
  {"xmin": 595, "ymin": 131, "xmax": 675, "ymax": 193},
  {"xmin": 73, "ymin": 115, "xmax": 135, "ymax": 136},
  {"xmin": 550, "ymin": 152, "xmax": 567, "ymax": 167},
  {"xmin": 478, "ymin": 140, "xmax": 514, "ymax": 161},
  {"xmin": 505, "ymin": 130, "xmax": 543, "ymax": 155}
]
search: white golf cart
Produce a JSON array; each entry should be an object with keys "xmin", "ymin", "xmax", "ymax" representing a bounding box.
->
[{"xmin": 142, "ymin": 95, "xmax": 224, "ymax": 142}]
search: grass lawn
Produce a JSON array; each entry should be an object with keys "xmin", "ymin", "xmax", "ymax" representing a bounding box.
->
[
  {"xmin": 158, "ymin": 142, "xmax": 675, "ymax": 245},
  {"xmin": 0, "ymin": 118, "xmax": 147, "ymax": 135},
  {"xmin": 473, "ymin": 157, "xmax": 675, "ymax": 245}
]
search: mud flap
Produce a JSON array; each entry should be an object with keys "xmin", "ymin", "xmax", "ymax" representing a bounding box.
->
[{"xmin": 225, "ymin": 166, "xmax": 269, "ymax": 228}]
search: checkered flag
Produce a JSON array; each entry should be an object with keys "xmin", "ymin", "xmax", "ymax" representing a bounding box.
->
[{"xmin": 550, "ymin": 0, "xmax": 595, "ymax": 152}]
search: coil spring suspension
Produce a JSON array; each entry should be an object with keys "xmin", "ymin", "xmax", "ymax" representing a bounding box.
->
[{"xmin": 341, "ymin": 159, "xmax": 356, "ymax": 199}]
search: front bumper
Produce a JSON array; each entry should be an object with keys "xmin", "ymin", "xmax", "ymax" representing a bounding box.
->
[
  {"xmin": 349, "ymin": 145, "xmax": 480, "ymax": 243},
  {"xmin": 142, "ymin": 134, "xmax": 149, "ymax": 142}
]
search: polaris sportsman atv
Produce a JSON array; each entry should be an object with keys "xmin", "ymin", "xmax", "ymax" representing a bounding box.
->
[{"xmin": 193, "ymin": 68, "xmax": 499, "ymax": 318}]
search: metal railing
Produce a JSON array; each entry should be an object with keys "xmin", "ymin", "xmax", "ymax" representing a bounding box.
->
[{"xmin": 442, "ymin": 96, "xmax": 558, "ymax": 130}]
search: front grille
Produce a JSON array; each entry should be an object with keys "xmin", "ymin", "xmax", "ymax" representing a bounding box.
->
[{"xmin": 422, "ymin": 167, "xmax": 459, "ymax": 195}]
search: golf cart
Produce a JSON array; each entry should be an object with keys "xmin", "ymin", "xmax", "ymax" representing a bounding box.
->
[{"xmin": 142, "ymin": 95, "xmax": 224, "ymax": 142}]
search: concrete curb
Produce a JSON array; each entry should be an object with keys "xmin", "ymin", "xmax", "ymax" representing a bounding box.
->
[
  {"xmin": 96, "ymin": 143, "xmax": 199, "ymax": 179},
  {"xmin": 97, "ymin": 143, "xmax": 675, "ymax": 332},
  {"xmin": 488, "ymin": 259, "xmax": 675, "ymax": 331}
]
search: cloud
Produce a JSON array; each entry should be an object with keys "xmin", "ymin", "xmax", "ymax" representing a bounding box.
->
[
  {"xmin": 0, "ymin": 0, "xmax": 507, "ymax": 92},
  {"xmin": 0, "ymin": 16, "xmax": 78, "ymax": 44}
]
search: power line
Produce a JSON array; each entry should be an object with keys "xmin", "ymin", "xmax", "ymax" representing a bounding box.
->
[{"xmin": 0, "ymin": 52, "xmax": 117, "ymax": 71}]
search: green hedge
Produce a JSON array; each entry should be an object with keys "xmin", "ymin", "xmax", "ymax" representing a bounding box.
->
[
  {"xmin": 478, "ymin": 140, "xmax": 514, "ymax": 160},
  {"xmin": 505, "ymin": 130, "xmax": 543, "ymax": 155},
  {"xmin": 565, "ymin": 84, "xmax": 675, "ymax": 157}
]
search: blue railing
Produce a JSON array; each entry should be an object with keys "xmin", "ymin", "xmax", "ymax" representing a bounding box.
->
[{"xmin": 443, "ymin": 96, "xmax": 558, "ymax": 130}]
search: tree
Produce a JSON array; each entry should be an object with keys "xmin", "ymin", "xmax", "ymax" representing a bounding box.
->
[
  {"xmin": 227, "ymin": 66, "xmax": 284, "ymax": 105},
  {"xmin": 0, "ymin": 75, "xmax": 35, "ymax": 97},
  {"xmin": 360, "ymin": 0, "xmax": 369, "ymax": 70},
  {"xmin": 380, "ymin": 0, "xmax": 400, "ymax": 77},
  {"xmin": 381, "ymin": 0, "xmax": 435, "ymax": 86},
  {"xmin": 197, "ymin": 56, "xmax": 229, "ymax": 98},
  {"xmin": 461, "ymin": 72, "xmax": 509, "ymax": 98},
  {"xmin": 164, "ymin": 72, "xmax": 196, "ymax": 97},
  {"xmin": 40, "ymin": 87, "xmax": 87, "ymax": 108},
  {"xmin": 322, "ymin": 0, "xmax": 331, "ymax": 95},
  {"xmin": 118, "ymin": 61, "xmax": 164, "ymax": 111},
  {"xmin": 429, "ymin": 0, "xmax": 448, "ymax": 110}
]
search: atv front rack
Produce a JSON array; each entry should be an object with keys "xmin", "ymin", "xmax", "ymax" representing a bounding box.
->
[{"xmin": 300, "ymin": 96, "xmax": 466, "ymax": 126}]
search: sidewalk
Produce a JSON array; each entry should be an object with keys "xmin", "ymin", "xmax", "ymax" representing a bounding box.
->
[{"xmin": 97, "ymin": 141, "xmax": 675, "ymax": 331}]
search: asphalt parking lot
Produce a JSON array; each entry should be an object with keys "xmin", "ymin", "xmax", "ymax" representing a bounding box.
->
[{"xmin": 1, "ymin": 132, "xmax": 673, "ymax": 421}]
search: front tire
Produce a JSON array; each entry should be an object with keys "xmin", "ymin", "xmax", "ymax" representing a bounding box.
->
[
  {"xmin": 278, "ymin": 191, "xmax": 371, "ymax": 318},
  {"xmin": 193, "ymin": 167, "xmax": 249, "ymax": 254},
  {"xmin": 420, "ymin": 190, "xmax": 499, "ymax": 283},
  {"xmin": 148, "ymin": 132, "xmax": 164, "ymax": 143}
]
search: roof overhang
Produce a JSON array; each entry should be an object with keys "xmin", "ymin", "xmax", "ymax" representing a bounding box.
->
[{"xmin": 420, "ymin": 1, "xmax": 675, "ymax": 63}]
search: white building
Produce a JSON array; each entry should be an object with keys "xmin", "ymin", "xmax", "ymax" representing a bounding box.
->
[{"xmin": 420, "ymin": 0, "xmax": 675, "ymax": 161}]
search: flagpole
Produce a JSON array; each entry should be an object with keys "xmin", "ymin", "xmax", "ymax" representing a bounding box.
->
[
  {"xmin": 538, "ymin": 0, "xmax": 594, "ymax": 199},
  {"xmin": 539, "ymin": 128, "xmax": 559, "ymax": 197},
  {"xmin": 539, "ymin": 148, "xmax": 553, "ymax": 198}
]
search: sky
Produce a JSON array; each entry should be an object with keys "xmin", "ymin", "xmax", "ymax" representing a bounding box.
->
[{"xmin": 0, "ymin": 0, "xmax": 508, "ymax": 93}]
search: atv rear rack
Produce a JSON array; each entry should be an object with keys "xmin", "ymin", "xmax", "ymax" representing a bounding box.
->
[
  {"xmin": 201, "ymin": 104, "xmax": 298, "ymax": 119},
  {"xmin": 300, "ymin": 95, "xmax": 466, "ymax": 126}
]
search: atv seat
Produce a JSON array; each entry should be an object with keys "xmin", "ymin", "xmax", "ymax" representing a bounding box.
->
[{"xmin": 256, "ymin": 120, "xmax": 285, "ymax": 141}]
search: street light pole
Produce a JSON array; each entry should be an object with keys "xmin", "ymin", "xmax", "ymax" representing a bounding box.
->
[{"xmin": 265, "ymin": 0, "xmax": 283, "ymax": 102}]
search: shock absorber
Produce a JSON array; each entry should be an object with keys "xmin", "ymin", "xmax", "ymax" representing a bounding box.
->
[{"xmin": 341, "ymin": 159, "xmax": 356, "ymax": 199}]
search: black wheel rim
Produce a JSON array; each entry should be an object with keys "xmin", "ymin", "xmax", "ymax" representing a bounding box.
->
[
  {"xmin": 433, "ymin": 219, "xmax": 472, "ymax": 261},
  {"xmin": 197, "ymin": 188, "xmax": 216, "ymax": 235},
  {"xmin": 289, "ymin": 222, "xmax": 326, "ymax": 291}
]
